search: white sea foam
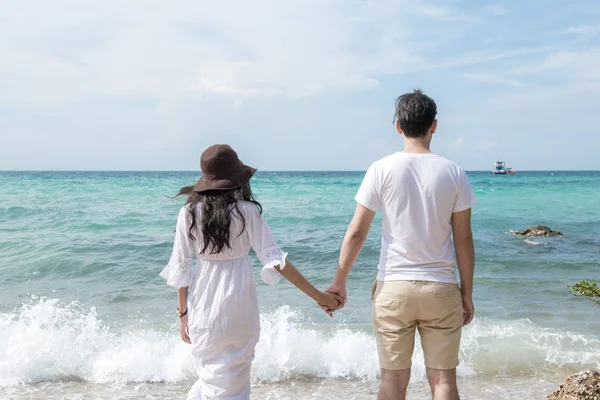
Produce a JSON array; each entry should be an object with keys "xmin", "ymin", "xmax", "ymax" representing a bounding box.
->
[
  {"xmin": 524, "ymin": 238, "xmax": 548, "ymax": 246},
  {"xmin": 1, "ymin": 299, "xmax": 599, "ymax": 387}
]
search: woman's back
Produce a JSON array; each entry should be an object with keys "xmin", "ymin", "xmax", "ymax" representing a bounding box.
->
[
  {"xmin": 159, "ymin": 144, "xmax": 339, "ymax": 400},
  {"xmin": 162, "ymin": 200, "xmax": 272, "ymax": 399},
  {"xmin": 185, "ymin": 200, "xmax": 258, "ymax": 261}
]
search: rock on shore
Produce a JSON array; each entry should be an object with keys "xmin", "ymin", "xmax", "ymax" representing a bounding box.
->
[{"xmin": 548, "ymin": 370, "xmax": 600, "ymax": 400}]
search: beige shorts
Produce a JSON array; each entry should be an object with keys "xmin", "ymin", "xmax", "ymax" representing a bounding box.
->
[{"xmin": 371, "ymin": 280, "xmax": 463, "ymax": 371}]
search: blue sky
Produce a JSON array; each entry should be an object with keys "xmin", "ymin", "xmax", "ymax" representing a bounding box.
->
[{"xmin": 0, "ymin": 0, "xmax": 599, "ymax": 171}]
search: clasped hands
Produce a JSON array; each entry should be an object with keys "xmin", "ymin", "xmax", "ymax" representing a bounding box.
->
[{"xmin": 317, "ymin": 280, "xmax": 347, "ymax": 317}]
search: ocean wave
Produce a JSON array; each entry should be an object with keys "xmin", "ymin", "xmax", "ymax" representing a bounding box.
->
[
  {"xmin": 523, "ymin": 239, "xmax": 548, "ymax": 246},
  {"xmin": 0, "ymin": 299, "xmax": 598, "ymax": 387}
]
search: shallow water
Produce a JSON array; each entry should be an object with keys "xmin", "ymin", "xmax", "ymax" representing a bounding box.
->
[{"xmin": 1, "ymin": 171, "xmax": 599, "ymax": 398}]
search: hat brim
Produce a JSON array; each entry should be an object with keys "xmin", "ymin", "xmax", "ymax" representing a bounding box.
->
[{"xmin": 192, "ymin": 164, "xmax": 257, "ymax": 193}]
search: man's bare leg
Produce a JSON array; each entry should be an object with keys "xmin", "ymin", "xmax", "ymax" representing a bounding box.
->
[
  {"xmin": 378, "ymin": 368, "xmax": 411, "ymax": 400},
  {"xmin": 426, "ymin": 368, "xmax": 459, "ymax": 400}
]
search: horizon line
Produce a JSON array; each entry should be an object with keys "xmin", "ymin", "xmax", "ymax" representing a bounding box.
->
[{"xmin": 0, "ymin": 169, "xmax": 598, "ymax": 173}]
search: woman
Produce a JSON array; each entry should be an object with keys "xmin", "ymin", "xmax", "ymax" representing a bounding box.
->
[{"xmin": 160, "ymin": 144, "xmax": 340, "ymax": 399}]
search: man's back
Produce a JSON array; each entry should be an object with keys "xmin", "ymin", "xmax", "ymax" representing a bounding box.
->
[
  {"xmin": 355, "ymin": 152, "xmax": 475, "ymax": 283},
  {"xmin": 326, "ymin": 90, "xmax": 475, "ymax": 400}
]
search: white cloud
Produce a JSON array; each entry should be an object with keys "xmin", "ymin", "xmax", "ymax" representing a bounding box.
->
[
  {"xmin": 0, "ymin": 0, "xmax": 487, "ymax": 109},
  {"xmin": 0, "ymin": 0, "xmax": 569, "ymax": 111},
  {"xmin": 1, "ymin": 0, "xmax": 599, "ymax": 171},
  {"xmin": 484, "ymin": 4, "xmax": 509, "ymax": 16},
  {"xmin": 425, "ymin": 46, "xmax": 553, "ymax": 71},
  {"xmin": 412, "ymin": 3, "xmax": 476, "ymax": 22},
  {"xmin": 509, "ymin": 48, "xmax": 600, "ymax": 82},
  {"xmin": 0, "ymin": 1, "xmax": 361, "ymax": 106},
  {"xmin": 452, "ymin": 136, "xmax": 464, "ymax": 148},
  {"xmin": 478, "ymin": 140, "xmax": 499, "ymax": 150},
  {"xmin": 460, "ymin": 72, "xmax": 527, "ymax": 87},
  {"xmin": 560, "ymin": 24, "xmax": 600, "ymax": 35},
  {"xmin": 458, "ymin": 47, "xmax": 600, "ymax": 87}
]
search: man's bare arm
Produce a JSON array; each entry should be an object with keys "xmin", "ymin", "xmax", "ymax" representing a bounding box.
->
[
  {"xmin": 452, "ymin": 208, "xmax": 475, "ymax": 324},
  {"xmin": 327, "ymin": 204, "xmax": 376, "ymax": 307}
]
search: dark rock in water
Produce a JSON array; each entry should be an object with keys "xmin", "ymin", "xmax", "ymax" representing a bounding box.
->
[
  {"xmin": 548, "ymin": 370, "xmax": 600, "ymax": 400},
  {"xmin": 515, "ymin": 225, "xmax": 563, "ymax": 237}
]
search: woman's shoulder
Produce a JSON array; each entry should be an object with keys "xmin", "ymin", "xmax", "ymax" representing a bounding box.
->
[
  {"xmin": 236, "ymin": 200, "xmax": 262, "ymax": 216},
  {"xmin": 179, "ymin": 202, "xmax": 195, "ymax": 214},
  {"xmin": 178, "ymin": 202, "xmax": 203, "ymax": 221},
  {"xmin": 176, "ymin": 203, "xmax": 193, "ymax": 223}
]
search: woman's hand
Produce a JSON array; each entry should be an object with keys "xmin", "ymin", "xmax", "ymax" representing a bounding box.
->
[{"xmin": 179, "ymin": 315, "xmax": 191, "ymax": 344}]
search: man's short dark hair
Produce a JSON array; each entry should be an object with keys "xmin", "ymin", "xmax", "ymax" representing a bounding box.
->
[{"xmin": 394, "ymin": 89, "xmax": 437, "ymax": 138}]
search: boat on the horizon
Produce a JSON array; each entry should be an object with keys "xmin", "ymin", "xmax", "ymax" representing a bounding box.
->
[{"xmin": 492, "ymin": 161, "xmax": 516, "ymax": 175}]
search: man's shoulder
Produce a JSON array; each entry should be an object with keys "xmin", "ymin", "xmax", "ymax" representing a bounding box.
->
[
  {"xmin": 434, "ymin": 155, "xmax": 465, "ymax": 171},
  {"xmin": 370, "ymin": 152, "xmax": 406, "ymax": 169}
]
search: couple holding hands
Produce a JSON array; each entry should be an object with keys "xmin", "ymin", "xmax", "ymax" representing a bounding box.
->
[{"xmin": 160, "ymin": 90, "xmax": 476, "ymax": 400}]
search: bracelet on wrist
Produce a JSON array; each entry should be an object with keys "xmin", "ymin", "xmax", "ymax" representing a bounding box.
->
[{"xmin": 177, "ymin": 308, "xmax": 188, "ymax": 318}]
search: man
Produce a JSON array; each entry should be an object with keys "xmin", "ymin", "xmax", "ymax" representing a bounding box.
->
[{"xmin": 327, "ymin": 90, "xmax": 476, "ymax": 400}]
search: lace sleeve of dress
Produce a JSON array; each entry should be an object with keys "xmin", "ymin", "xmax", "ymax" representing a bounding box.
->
[
  {"xmin": 160, "ymin": 251, "xmax": 193, "ymax": 288},
  {"xmin": 159, "ymin": 207, "xmax": 194, "ymax": 289},
  {"xmin": 245, "ymin": 202, "xmax": 288, "ymax": 285},
  {"xmin": 258, "ymin": 246, "xmax": 288, "ymax": 285}
]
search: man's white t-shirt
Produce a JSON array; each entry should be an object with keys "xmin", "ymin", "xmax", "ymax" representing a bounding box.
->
[{"xmin": 355, "ymin": 152, "xmax": 476, "ymax": 283}]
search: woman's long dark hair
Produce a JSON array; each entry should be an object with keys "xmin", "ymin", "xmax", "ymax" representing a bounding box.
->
[{"xmin": 175, "ymin": 182, "xmax": 262, "ymax": 255}]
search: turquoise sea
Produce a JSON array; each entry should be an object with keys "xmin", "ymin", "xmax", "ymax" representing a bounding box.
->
[{"xmin": 1, "ymin": 171, "xmax": 599, "ymax": 399}]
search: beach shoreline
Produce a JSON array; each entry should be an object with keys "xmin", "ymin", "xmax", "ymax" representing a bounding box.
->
[{"xmin": 0, "ymin": 374, "xmax": 565, "ymax": 400}]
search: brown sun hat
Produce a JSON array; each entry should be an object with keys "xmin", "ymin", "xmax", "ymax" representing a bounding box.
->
[{"xmin": 192, "ymin": 144, "xmax": 257, "ymax": 193}]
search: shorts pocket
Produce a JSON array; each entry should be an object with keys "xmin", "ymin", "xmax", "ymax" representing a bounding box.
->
[
  {"xmin": 373, "ymin": 292, "xmax": 405, "ymax": 316},
  {"xmin": 373, "ymin": 284, "xmax": 405, "ymax": 306},
  {"xmin": 432, "ymin": 283, "xmax": 460, "ymax": 297},
  {"xmin": 371, "ymin": 280, "xmax": 378, "ymax": 300},
  {"xmin": 374, "ymin": 281, "xmax": 409, "ymax": 300}
]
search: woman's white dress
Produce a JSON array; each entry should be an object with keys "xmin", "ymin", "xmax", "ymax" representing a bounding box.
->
[{"xmin": 159, "ymin": 201, "xmax": 286, "ymax": 400}]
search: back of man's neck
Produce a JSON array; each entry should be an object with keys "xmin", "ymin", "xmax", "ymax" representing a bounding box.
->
[{"xmin": 403, "ymin": 139, "xmax": 432, "ymax": 154}]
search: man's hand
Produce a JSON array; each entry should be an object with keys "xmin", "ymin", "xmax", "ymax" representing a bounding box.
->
[
  {"xmin": 323, "ymin": 280, "xmax": 347, "ymax": 314},
  {"xmin": 318, "ymin": 291, "xmax": 345, "ymax": 317},
  {"xmin": 462, "ymin": 294, "xmax": 475, "ymax": 326}
]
